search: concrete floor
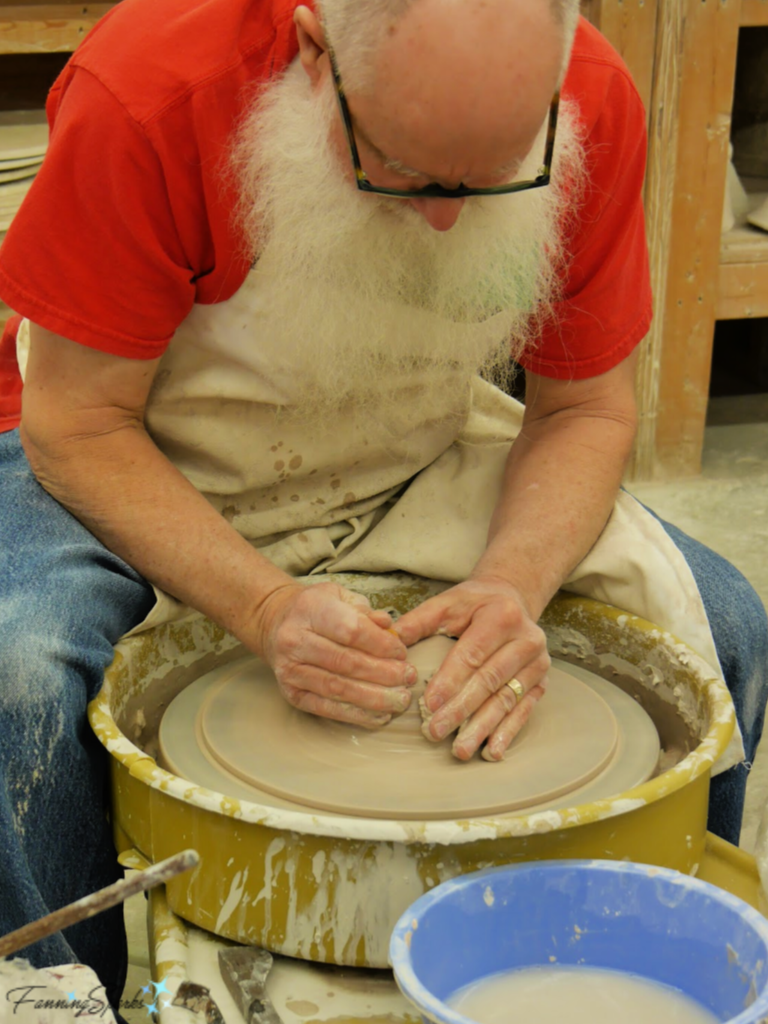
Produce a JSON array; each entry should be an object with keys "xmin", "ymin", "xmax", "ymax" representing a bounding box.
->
[{"xmin": 120, "ymin": 394, "xmax": 768, "ymax": 1020}]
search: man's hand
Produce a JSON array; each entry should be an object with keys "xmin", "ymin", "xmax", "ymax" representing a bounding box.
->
[
  {"xmin": 21, "ymin": 327, "xmax": 413, "ymax": 730},
  {"xmin": 394, "ymin": 576, "xmax": 550, "ymax": 761},
  {"xmin": 254, "ymin": 581, "xmax": 417, "ymax": 728},
  {"xmin": 396, "ymin": 354, "xmax": 638, "ymax": 763}
]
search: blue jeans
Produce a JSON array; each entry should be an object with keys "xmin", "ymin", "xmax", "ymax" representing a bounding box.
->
[
  {"xmin": 1, "ymin": 427, "xmax": 766, "ymax": 1005},
  {"xmin": 644, "ymin": 513, "xmax": 768, "ymax": 845},
  {"xmin": 0, "ymin": 429, "xmax": 155, "ymax": 1014}
]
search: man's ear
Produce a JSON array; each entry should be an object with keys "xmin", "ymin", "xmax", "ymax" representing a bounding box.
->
[{"xmin": 294, "ymin": 5, "xmax": 327, "ymax": 86}]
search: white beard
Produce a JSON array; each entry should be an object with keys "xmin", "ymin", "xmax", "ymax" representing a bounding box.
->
[{"xmin": 229, "ymin": 62, "xmax": 585, "ymax": 432}]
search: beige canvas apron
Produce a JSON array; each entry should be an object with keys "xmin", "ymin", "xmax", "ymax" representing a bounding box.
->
[{"xmin": 15, "ymin": 266, "xmax": 745, "ymax": 771}]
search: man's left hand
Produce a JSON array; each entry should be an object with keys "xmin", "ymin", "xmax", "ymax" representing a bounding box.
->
[{"xmin": 394, "ymin": 576, "xmax": 550, "ymax": 761}]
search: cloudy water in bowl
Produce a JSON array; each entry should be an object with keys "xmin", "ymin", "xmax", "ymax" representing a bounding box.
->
[{"xmin": 447, "ymin": 964, "xmax": 720, "ymax": 1024}]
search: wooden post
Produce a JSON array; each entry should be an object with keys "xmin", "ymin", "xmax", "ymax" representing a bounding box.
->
[
  {"xmin": 740, "ymin": 0, "xmax": 768, "ymax": 25},
  {"xmin": 585, "ymin": 0, "xmax": 751, "ymax": 479},
  {"xmin": 583, "ymin": 0, "xmax": 659, "ymax": 118},
  {"xmin": 629, "ymin": 0, "xmax": 683, "ymax": 480},
  {"xmin": 580, "ymin": 0, "xmax": 663, "ymax": 480},
  {"xmin": 653, "ymin": 0, "xmax": 741, "ymax": 477}
]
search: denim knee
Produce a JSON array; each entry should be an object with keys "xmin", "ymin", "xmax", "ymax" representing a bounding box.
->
[
  {"xmin": 650, "ymin": 512, "xmax": 768, "ymax": 762},
  {"xmin": 693, "ymin": 553, "xmax": 768, "ymax": 762},
  {"xmin": 0, "ymin": 621, "xmax": 89, "ymax": 812},
  {"xmin": 720, "ymin": 572, "xmax": 768, "ymax": 741}
]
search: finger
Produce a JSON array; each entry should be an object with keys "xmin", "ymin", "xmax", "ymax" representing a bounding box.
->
[
  {"xmin": 395, "ymin": 582, "xmax": 528, "ymax": 650},
  {"xmin": 482, "ymin": 682, "xmax": 547, "ymax": 761},
  {"xmin": 422, "ymin": 631, "xmax": 511, "ymax": 717},
  {"xmin": 338, "ymin": 595, "xmax": 397, "ymax": 632},
  {"xmin": 338, "ymin": 590, "xmax": 373, "ymax": 611},
  {"xmin": 285, "ymin": 685, "xmax": 394, "ymax": 729},
  {"xmin": 285, "ymin": 632, "xmax": 417, "ymax": 689},
  {"xmin": 449, "ymin": 675, "xmax": 544, "ymax": 760},
  {"xmin": 366, "ymin": 609, "xmax": 395, "ymax": 630},
  {"xmin": 280, "ymin": 663, "xmax": 414, "ymax": 714},
  {"xmin": 424, "ymin": 608, "xmax": 544, "ymax": 714},
  {"xmin": 393, "ymin": 595, "xmax": 456, "ymax": 647},
  {"xmin": 309, "ymin": 596, "xmax": 408, "ymax": 660},
  {"xmin": 425, "ymin": 640, "xmax": 549, "ymax": 740}
]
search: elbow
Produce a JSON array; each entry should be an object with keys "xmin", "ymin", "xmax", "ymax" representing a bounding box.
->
[
  {"xmin": 18, "ymin": 416, "xmax": 76, "ymax": 501},
  {"xmin": 19, "ymin": 415, "xmax": 53, "ymax": 485}
]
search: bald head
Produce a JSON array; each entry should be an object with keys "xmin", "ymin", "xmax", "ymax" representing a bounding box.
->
[
  {"xmin": 293, "ymin": 0, "xmax": 577, "ymax": 229},
  {"xmin": 319, "ymin": 0, "xmax": 579, "ymax": 93},
  {"xmin": 315, "ymin": 0, "xmax": 564, "ymax": 211},
  {"xmin": 373, "ymin": 0, "xmax": 562, "ymax": 179}
]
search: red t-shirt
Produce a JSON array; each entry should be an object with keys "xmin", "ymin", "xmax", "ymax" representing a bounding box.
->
[{"xmin": 0, "ymin": 2, "xmax": 651, "ymax": 432}]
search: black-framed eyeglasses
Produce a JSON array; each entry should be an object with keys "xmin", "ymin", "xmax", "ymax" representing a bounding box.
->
[{"xmin": 327, "ymin": 42, "xmax": 559, "ymax": 200}]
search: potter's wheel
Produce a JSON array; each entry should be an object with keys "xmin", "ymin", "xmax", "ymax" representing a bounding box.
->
[{"xmin": 159, "ymin": 636, "xmax": 660, "ymax": 820}]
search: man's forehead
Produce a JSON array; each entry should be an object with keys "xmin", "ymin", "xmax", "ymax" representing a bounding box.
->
[
  {"xmin": 356, "ymin": 2, "xmax": 562, "ymax": 143},
  {"xmin": 344, "ymin": 69, "xmax": 556, "ymax": 187},
  {"xmin": 350, "ymin": 107, "xmax": 526, "ymax": 183}
]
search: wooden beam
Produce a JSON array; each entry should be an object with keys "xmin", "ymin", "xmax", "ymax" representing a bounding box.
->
[
  {"xmin": 740, "ymin": 0, "xmax": 768, "ymax": 26},
  {"xmin": 720, "ymin": 190, "xmax": 768, "ymax": 319},
  {"xmin": 717, "ymin": 264, "xmax": 768, "ymax": 318},
  {"xmin": 579, "ymin": 2, "xmax": 662, "ymax": 481},
  {"xmin": 654, "ymin": 0, "xmax": 742, "ymax": 478},
  {"xmin": 720, "ymin": 212, "xmax": 768, "ymax": 266},
  {"xmin": 0, "ymin": 4, "xmax": 117, "ymax": 53},
  {"xmin": 629, "ymin": 0, "xmax": 678, "ymax": 480},
  {"xmin": 580, "ymin": 0, "xmax": 599, "ymax": 24},
  {"xmin": 584, "ymin": 0, "xmax": 659, "ymax": 118},
  {"xmin": 579, "ymin": 0, "xmax": 658, "ymax": 124},
  {"xmin": 717, "ymin": 251, "xmax": 768, "ymax": 317}
]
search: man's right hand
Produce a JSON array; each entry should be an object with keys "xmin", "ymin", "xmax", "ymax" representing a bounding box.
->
[
  {"xmin": 20, "ymin": 325, "xmax": 411, "ymax": 730},
  {"xmin": 21, "ymin": 325, "xmax": 415, "ymax": 728},
  {"xmin": 253, "ymin": 582, "xmax": 417, "ymax": 727}
]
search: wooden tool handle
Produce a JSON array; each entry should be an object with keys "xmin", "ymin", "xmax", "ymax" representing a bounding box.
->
[{"xmin": 0, "ymin": 848, "xmax": 199, "ymax": 959}]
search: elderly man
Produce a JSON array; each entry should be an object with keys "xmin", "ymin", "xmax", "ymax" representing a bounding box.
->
[{"xmin": 0, "ymin": 0, "xmax": 765, "ymax": 1013}]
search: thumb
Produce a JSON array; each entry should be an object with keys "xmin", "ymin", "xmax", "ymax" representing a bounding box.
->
[
  {"xmin": 394, "ymin": 600, "xmax": 452, "ymax": 647},
  {"xmin": 335, "ymin": 588, "xmax": 396, "ymax": 631},
  {"xmin": 336, "ymin": 587, "xmax": 372, "ymax": 611}
]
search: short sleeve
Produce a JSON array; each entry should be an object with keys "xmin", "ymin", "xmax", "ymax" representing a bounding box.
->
[
  {"xmin": 0, "ymin": 66, "xmax": 197, "ymax": 358},
  {"xmin": 519, "ymin": 50, "xmax": 653, "ymax": 380}
]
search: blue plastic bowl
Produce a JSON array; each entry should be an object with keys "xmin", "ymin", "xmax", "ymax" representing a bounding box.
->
[{"xmin": 389, "ymin": 860, "xmax": 768, "ymax": 1024}]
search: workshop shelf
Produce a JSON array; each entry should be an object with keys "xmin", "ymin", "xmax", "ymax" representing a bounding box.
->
[
  {"xmin": 718, "ymin": 181, "xmax": 768, "ymax": 321},
  {"xmin": 0, "ymin": 4, "xmax": 118, "ymax": 54}
]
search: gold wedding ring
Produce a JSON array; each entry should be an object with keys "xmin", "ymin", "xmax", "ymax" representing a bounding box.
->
[{"xmin": 505, "ymin": 678, "xmax": 525, "ymax": 704}]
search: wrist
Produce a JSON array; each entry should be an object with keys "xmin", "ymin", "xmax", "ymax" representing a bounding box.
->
[
  {"xmin": 240, "ymin": 580, "xmax": 304, "ymax": 660},
  {"xmin": 467, "ymin": 565, "xmax": 554, "ymax": 623}
]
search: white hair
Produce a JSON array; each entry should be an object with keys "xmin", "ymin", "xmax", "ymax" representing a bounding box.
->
[
  {"xmin": 318, "ymin": 0, "xmax": 580, "ymax": 93},
  {"xmin": 229, "ymin": 60, "xmax": 586, "ymax": 431}
]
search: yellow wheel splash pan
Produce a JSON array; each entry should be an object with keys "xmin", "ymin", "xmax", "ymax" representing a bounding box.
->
[{"xmin": 89, "ymin": 574, "xmax": 736, "ymax": 968}]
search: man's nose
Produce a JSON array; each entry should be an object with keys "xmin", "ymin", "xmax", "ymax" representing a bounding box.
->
[{"xmin": 409, "ymin": 196, "xmax": 466, "ymax": 231}]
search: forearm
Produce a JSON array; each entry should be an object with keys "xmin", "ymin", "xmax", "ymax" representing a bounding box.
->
[
  {"xmin": 20, "ymin": 418, "xmax": 294, "ymax": 649},
  {"xmin": 18, "ymin": 326, "xmax": 412, "ymax": 726},
  {"xmin": 472, "ymin": 407, "xmax": 637, "ymax": 621}
]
